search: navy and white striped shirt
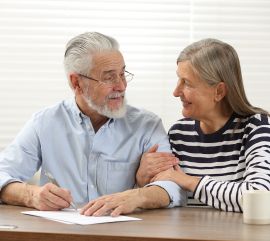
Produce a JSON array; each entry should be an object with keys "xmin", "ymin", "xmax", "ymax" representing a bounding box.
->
[{"xmin": 169, "ymin": 113, "xmax": 270, "ymax": 212}]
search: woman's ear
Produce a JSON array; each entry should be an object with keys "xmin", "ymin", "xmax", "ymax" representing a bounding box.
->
[{"xmin": 215, "ymin": 82, "xmax": 227, "ymax": 102}]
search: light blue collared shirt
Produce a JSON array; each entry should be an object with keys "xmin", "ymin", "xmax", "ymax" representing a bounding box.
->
[{"xmin": 0, "ymin": 99, "xmax": 186, "ymax": 206}]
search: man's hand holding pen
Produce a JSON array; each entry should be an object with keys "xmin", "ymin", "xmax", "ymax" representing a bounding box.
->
[
  {"xmin": 29, "ymin": 182, "xmax": 75, "ymax": 211},
  {"xmin": 26, "ymin": 170, "xmax": 78, "ymax": 211},
  {"xmin": 44, "ymin": 171, "xmax": 78, "ymax": 211}
]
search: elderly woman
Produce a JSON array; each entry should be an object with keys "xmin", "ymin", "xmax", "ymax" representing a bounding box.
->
[{"xmin": 153, "ymin": 38, "xmax": 270, "ymax": 212}]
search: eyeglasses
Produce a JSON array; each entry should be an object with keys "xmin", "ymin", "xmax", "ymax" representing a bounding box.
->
[{"xmin": 78, "ymin": 70, "xmax": 134, "ymax": 86}]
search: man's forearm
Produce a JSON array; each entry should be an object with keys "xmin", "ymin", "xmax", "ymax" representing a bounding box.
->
[
  {"xmin": 138, "ymin": 185, "xmax": 170, "ymax": 209},
  {"xmin": 0, "ymin": 182, "xmax": 37, "ymax": 208}
]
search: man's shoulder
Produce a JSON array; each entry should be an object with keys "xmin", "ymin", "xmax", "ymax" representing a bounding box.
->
[
  {"xmin": 115, "ymin": 105, "xmax": 163, "ymax": 130},
  {"xmin": 31, "ymin": 99, "xmax": 70, "ymax": 121},
  {"xmin": 125, "ymin": 105, "xmax": 160, "ymax": 121}
]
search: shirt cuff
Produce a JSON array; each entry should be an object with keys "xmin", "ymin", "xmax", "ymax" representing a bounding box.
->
[
  {"xmin": 146, "ymin": 180, "xmax": 187, "ymax": 208},
  {"xmin": 0, "ymin": 175, "xmax": 23, "ymax": 192}
]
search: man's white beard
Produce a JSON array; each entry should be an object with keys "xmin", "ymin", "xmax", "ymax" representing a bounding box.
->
[{"xmin": 83, "ymin": 91, "xmax": 127, "ymax": 119}]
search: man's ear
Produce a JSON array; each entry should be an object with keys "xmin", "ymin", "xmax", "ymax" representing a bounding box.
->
[
  {"xmin": 69, "ymin": 73, "xmax": 83, "ymax": 95},
  {"xmin": 214, "ymin": 82, "xmax": 227, "ymax": 102}
]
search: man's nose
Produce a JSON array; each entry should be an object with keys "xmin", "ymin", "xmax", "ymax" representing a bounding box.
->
[{"xmin": 113, "ymin": 77, "xmax": 127, "ymax": 91}]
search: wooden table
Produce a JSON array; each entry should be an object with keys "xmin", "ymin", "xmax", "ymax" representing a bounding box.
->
[{"xmin": 0, "ymin": 204, "xmax": 269, "ymax": 241}]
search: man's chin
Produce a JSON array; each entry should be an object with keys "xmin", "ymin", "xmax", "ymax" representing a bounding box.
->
[
  {"xmin": 105, "ymin": 98, "xmax": 127, "ymax": 118},
  {"xmin": 84, "ymin": 95, "xmax": 127, "ymax": 119},
  {"xmin": 104, "ymin": 105, "xmax": 127, "ymax": 119}
]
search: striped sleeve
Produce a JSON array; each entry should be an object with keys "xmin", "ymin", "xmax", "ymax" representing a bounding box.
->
[{"xmin": 194, "ymin": 117, "xmax": 270, "ymax": 212}]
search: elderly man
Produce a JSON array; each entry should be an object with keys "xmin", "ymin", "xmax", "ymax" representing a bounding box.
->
[{"xmin": 0, "ymin": 32, "xmax": 185, "ymax": 213}]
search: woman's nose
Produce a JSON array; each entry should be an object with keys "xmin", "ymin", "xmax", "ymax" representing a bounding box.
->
[{"xmin": 173, "ymin": 81, "xmax": 183, "ymax": 97}]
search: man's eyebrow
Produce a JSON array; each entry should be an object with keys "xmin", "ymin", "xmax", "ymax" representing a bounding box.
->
[{"xmin": 103, "ymin": 66, "xmax": 126, "ymax": 74}]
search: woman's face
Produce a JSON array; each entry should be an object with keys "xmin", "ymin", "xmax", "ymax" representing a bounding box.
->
[{"xmin": 174, "ymin": 61, "xmax": 219, "ymax": 121}]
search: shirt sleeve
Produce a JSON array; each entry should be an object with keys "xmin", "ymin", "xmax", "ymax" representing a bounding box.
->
[
  {"xmin": 141, "ymin": 115, "xmax": 187, "ymax": 206},
  {"xmin": 0, "ymin": 116, "xmax": 42, "ymax": 192},
  {"xmin": 146, "ymin": 180, "xmax": 187, "ymax": 207},
  {"xmin": 194, "ymin": 122, "xmax": 270, "ymax": 212},
  {"xmin": 143, "ymin": 116, "xmax": 172, "ymax": 153}
]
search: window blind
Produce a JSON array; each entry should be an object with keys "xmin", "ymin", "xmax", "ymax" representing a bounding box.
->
[{"xmin": 0, "ymin": 0, "xmax": 270, "ymax": 150}]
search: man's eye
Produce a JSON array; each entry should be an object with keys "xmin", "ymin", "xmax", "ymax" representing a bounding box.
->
[{"xmin": 104, "ymin": 75, "xmax": 114, "ymax": 81}]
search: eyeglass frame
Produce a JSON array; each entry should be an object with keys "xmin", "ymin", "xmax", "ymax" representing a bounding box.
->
[{"xmin": 78, "ymin": 70, "xmax": 134, "ymax": 86}]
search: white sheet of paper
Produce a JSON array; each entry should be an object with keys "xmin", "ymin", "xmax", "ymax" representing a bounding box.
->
[{"xmin": 22, "ymin": 209, "xmax": 142, "ymax": 225}]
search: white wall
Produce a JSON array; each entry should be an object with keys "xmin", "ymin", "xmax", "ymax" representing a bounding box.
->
[{"xmin": 1, "ymin": 0, "xmax": 270, "ymax": 150}]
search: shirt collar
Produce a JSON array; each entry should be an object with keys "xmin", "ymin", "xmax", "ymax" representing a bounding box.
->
[{"xmin": 69, "ymin": 98, "xmax": 84, "ymax": 124}]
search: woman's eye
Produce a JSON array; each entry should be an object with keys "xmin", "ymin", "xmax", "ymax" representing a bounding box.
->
[{"xmin": 183, "ymin": 80, "xmax": 190, "ymax": 86}]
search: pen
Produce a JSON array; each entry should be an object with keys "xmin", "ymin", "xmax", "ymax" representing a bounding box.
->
[{"xmin": 44, "ymin": 170, "xmax": 78, "ymax": 211}]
